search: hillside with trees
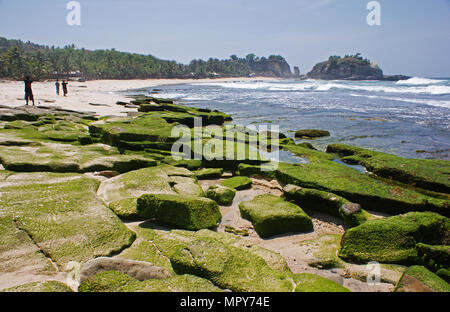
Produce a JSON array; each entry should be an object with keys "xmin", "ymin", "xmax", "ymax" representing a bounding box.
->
[{"xmin": 0, "ymin": 37, "xmax": 293, "ymax": 80}]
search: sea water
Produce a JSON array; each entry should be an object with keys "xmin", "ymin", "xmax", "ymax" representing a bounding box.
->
[{"xmin": 126, "ymin": 77, "xmax": 450, "ymax": 160}]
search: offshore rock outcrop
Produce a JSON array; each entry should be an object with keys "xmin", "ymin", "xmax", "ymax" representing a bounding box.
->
[{"xmin": 307, "ymin": 55, "xmax": 410, "ymax": 81}]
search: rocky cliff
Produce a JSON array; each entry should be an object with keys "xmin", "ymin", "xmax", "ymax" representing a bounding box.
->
[{"xmin": 307, "ymin": 55, "xmax": 383, "ymax": 80}]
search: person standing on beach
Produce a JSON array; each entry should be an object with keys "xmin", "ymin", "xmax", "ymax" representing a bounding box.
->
[
  {"xmin": 55, "ymin": 79, "xmax": 60, "ymax": 95},
  {"xmin": 62, "ymin": 80, "xmax": 68, "ymax": 97},
  {"xmin": 24, "ymin": 76, "xmax": 35, "ymax": 106}
]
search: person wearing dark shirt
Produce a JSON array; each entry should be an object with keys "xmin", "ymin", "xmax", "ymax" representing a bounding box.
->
[
  {"xmin": 62, "ymin": 80, "xmax": 68, "ymax": 97},
  {"xmin": 55, "ymin": 79, "xmax": 60, "ymax": 95},
  {"xmin": 24, "ymin": 76, "xmax": 35, "ymax": 106}
]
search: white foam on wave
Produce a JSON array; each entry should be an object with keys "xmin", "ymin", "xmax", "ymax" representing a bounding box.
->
[
  {"xmin": 395, "ymin": 77, "xmax": 445, "ymax": 85},
  {"xmin": 192, "ymin": 80, "xmax": 450, "ymax": 95},
  {"xmin": 350, "ymin": 93, "xmax": 450, "ymax": 109},
  {"xmin": 317, "ymin": 83, "xmax": 450, "ymax": 95}
]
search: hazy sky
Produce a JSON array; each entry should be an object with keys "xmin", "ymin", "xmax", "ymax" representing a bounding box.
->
[{"xmin": 0, "ymin": 0, "xmax": 449, "ymax": 77}]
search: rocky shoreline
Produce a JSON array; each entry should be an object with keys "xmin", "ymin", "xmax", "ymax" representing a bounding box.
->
[{"xmin": 0, "ymin": 97, "xmax": 448, "ymax": 292}]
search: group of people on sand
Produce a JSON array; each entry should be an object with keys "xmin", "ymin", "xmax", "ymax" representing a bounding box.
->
[{"xmin": 23, "ymin": 76, "xmax": 69, "ymax": 106}]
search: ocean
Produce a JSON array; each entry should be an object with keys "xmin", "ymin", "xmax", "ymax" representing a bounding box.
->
[{"xmin": 127, "ymin": 77, "xmax": 450, "ymax": 160}]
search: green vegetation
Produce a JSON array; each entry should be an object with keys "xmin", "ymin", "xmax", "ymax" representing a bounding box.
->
[
  {"xmin": 274, "ymin": 144, "xmax": 449, "ymax": 217},
  {"xmin": 283, "ymin": 184, "xmax": 371, "ymax": 227},
  {"xmin": 194, "ymin": 168, "xmax": 224, "ymax": 179},
  {"xmin": 0, "ymin": 172, "xmax": 136, "ymax": 267},
  {"xmin": 221, "ymin": 176, "xmax": 252, "ymax": 190},
  {"xmin": 295, "ymin": 129, "xmax": 330, "ymax": 139},
  {"xmin": 97, "ymin": 165, "xmax": 194, "ymax": 219},
  {"xmin": 0, "ymin": 37, "xmax": 292, "ymax": 79},
  {"xmin": 327, "ymin": 143, "xmax": 450, "ymax": 193},
  {"xmin": 395, "ymin": 265, "xmax": 450, "ymax": 292},
  {"xmin": 1, "ymin": 281, "xmax": 73, "ymax": 292},
  {"xmin": 137, "ymin": 194, "xmax": 221, "ymax": 230},
  {"xmin": 206, "ymin": 184, "xmax": 236, "ymax": 206},
  {"xmin": 416, "ymin": 243, "xmax": 450, "ymax": 273},
  {"xmin": 338, "ymin": 212, "xmax": 450, "ymax": 265},
  {"xmin": 78, "ymin": 271, "xmax": 223, "ymax": 292},
  {"xmin": 239, "ymin": 194, "xmax": 313, "ymax": 238},
  {"xmin": 294, "ymin": 273, "xmax": 350, "ymax": 292}
]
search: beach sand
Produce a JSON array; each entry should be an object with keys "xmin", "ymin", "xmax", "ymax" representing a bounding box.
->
[{"xmin": 0, "ymin": 77, "xmax": 274, "ymax": 116}]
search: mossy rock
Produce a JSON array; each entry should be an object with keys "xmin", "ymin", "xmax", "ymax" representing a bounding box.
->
[
  {"xmin": 78, "ymin": 270, "xmax": 223, "ymax": 292},
  {"xmin": 295, "ymin": 129, "xmax": 330, "ymax": 139},
  {"xmin": 162, "ymin": 156, "xmax": 202, "ymax": 170},
  {"xmin": 1, "ymin": 281, "xmax": 73, "ymax": 292},
  {"xmin": 0, "ymin": 142, "xmax": 156, "ymax": 174},
  {"xmin": 0, "ymin": 216, "xmax": 57, "ymax": 274},
  {"xmin": 327, "ymin": 144, "xmax": 450, "ymax": 193},
  {"xmin": 206, "ymin": 184, "xmax": 236, "ymax": 206},
  {"xmin": 436, "ymin": 268, "xmax": 450, "ymax": 283},
  {"xmin": 416, "ymin": 243, "xmax": 450, "ymax": 273},
  {"xmin": 97, "ymin": 165, "xmax": 194, "ymax": 219},
  {"xmin": 283, "ymin": 184, "xmax": 371, "ymax": 227},
  {"xmin": 395, "ymin": 265, "xmax": 450, "ymax": 292},
  {"xmin": 118, "ymin": 238, "xmax": 175, "ymax": 275},
  {"xmin": 294, "ymin": 273, "xmax": 350, "ymax": 292},
  {"xmin": 109, "ymin": 198, "xmax": 139, "ymax": 220},
  {"xmin": 239, "ymin": 194, "xmax": 313, "ymax": 238},
  {"xmin": 275, "ymin": 144, "xmax": 449, "ymax": 217},
  {"xmin": 0, "ymin": 172, "xmax": 136, "ymax": 268},
  {"xmin": 170, "ymin": 176, "xmax": 205, "ymax": 197},
  {"xmin": 221, "ymin": 176, "xmax": 252, "ymax": 190},
  {"xmin": 338, "ymin": 212, "xmax": 450, "ymax": 265},
  {"xmin": 137, "ymin": 194, "xmax": 221, "ymax": 230},
  {"xmin": 195, "ymin": 168, "xmax": 224, "ymax": 180},
  {"xmin": 127, "ymin": 226, "xmax": 348, "ymax": 292}
]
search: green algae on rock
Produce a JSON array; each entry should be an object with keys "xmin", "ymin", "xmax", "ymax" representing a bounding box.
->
[
  {"xmin": 295, "ymin": 129, "xmax": 330, "ymax": 139},
  {"xmin": 415, "ymin": 243, "xmax": 450, "ymax": 273},
  {"xmin": 137, "ymin": 194, "xmax": 221, "ymax": 230},
  {"xmin": 338, "ymin": 212, "xmax": 450, "ymax": 265},
  {"xmin": 194, "ymin": 168, "xmax": 224, "ymax": 180},
  {"xmin": 170, "ymin": 176, "xmax": 205, "ymax": 197},
  {"xmin": 293, "ymin": 273, "xmax": 350, "ymax": 292},
  {"xmin": 0, "ymin": 172, "xmax": 136, "ymax": 268},
  {"xmin": 239, "ymin": 194, "xmax": 313, "ymax": 238},
  {"xmin": 78, "ymin": 270, "xmax": 223, "ymax": 292},
  {"xmin": 283, "ymin": 184, "xmax": 371, "ymax": 227},
  {"xmin": 0, "ymin": 216, "xmax": 57, "ymax": 274},
  {"xmin": 206, "ymin": 184, "xmax": 236, "ymax": 206},
  {"xmin": 97, "ymin": 165, "xmax": 193, "ymax": 219},
  {"xmin": 221, "ymin": 176, "xmax": 252, "ymax": 190},
  {"xmin": 0, "ymin": 142, "xmax": 156, "ymax": 173},
  {"xmin": 1, "ymin": 281, "xmax": 73, "ymax": 292},
  {"xmin": 394, "ymin": 265, "xmax": 450, "ymax": 292},
  {"xmin": 327, "ymin": 144, "xmax": 450, "ymax": 194},
  {"xmin": 276, "ymin": 144, "xmax": 450, "ymax": 217},
  {"xmin": 125, "ymin": 226, "xmax": 348, "ymax": 292}
]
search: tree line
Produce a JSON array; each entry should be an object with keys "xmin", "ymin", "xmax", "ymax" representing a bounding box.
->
[{"xmin": 0, "ymin": 37, "xmax": 292, "ymax": 80}]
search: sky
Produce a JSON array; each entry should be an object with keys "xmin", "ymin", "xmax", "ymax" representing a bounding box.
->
[{"xmin": 0, "ymin": 0, "xmax": 449, "ymax": 77}]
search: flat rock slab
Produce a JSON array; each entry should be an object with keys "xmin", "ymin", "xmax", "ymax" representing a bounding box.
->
[
  {"xmin": 239, "ymin": 194, "xmax": 313, "ymax": 238},
  {"xmin": 97, "ymin": 165, "xmax": 195, "ymax": 219},
  {"xmin": 80, "ymin": 257, "xmax": 172, "ymax": 283},
  {"xmin": 0, "ymin": 172, "xmax": 136, "ymax": 268},
  {"xmin": 0, "ymin": 142, "xmax": 156, "ymax": 173}
]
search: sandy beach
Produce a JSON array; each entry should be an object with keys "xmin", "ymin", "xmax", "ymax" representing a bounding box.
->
[{"xmin": 0, "ymin": 77, "xmax": 275, "ymax": 116}]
